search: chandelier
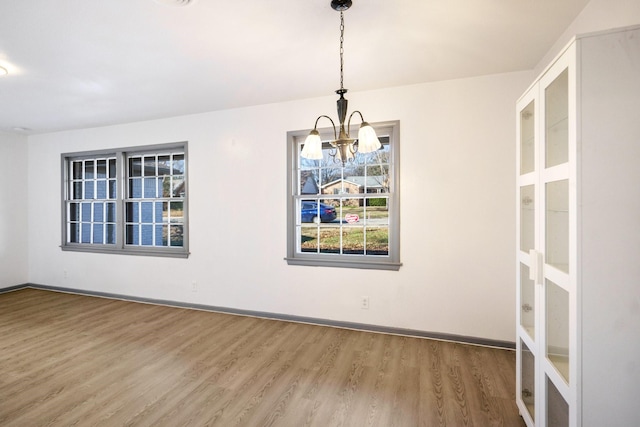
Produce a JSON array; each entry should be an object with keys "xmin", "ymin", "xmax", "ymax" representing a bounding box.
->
[{"xmin": 300, "ymin": 0, "xmax": 381, "ymax": 166}]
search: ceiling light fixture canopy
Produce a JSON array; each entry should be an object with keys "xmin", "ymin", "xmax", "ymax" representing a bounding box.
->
[
  {"xmin": 300, "ymin": 0, "xmax": 381, "ymax": 166},
  {"xmin": 0, "ymin": 66, "xmax": 8, "ymax": 76}
]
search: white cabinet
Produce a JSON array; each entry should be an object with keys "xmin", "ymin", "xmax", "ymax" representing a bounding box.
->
[{"xmin": 515, "ymin": 25, "xmax": 640, "ymax": 427}]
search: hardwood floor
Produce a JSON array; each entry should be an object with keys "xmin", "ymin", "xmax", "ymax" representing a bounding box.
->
[{"xmin": 0, "ymin": 289, "xmax": 525, "ymax": 426}]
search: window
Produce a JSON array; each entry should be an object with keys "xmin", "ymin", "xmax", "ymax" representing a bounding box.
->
[
  {"xmin": 62, "ymin": 142, "xmax": 188, "ymax": 258},
  {"xmin": 286, "ymin": 121, "xmax": 401, "ymax": 270}
]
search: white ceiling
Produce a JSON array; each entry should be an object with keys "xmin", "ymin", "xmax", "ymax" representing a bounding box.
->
[{"xmin": 0, "ymin": 0, "xmax": 589, "ymax": 134}]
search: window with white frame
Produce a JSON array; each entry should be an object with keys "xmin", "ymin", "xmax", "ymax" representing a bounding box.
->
[
  {"xmin": 62, "ymin": 142, "xmax": 188, "ymax": 258},
  {"xmin": 286, "ymin": 121, "xmax": 401, "ymax": 270}
]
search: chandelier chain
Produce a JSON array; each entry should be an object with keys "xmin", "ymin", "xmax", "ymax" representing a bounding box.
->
[{"xmin": 339, "ymin": 11, "xmax": 344, "ymax": 91}]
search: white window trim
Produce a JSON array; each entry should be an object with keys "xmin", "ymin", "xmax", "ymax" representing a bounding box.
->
[
  {"xmin": 61, "ymin": 142, "xmax": 189, "ymax": 258},
  {"xmin": 285, "ymin": 121, "xmax": 401, "ymax": 271}
]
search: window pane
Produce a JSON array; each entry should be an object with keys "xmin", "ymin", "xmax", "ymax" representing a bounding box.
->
[
  {"xmin": 172, "ymin": 154, "xmax": 185, "ymax": 174},
  {"xmin": 106, "ymin": 224, "xmax": 116, "ymax": 244},
  {"xmin": 126, "ymin": 224, "xmax": 139, "ymax": 245},
  {"xmin": 126, "ymin": 202, "xmax": 139, "ymax": 223},
  {"xmin": 69, "ymin": 223, "xmax": 80, "ymax": 243},
  {"xmin": 158, "ymin": 155, "xmax": 171, "ymax": 176},
  {"xmin": 69, "ymin": 203, "xmax": 80, "ymax": 222},
  {"xmin": 108, "ymin": 158, "xmax": 116, "ymax": 178},
  {"xmin": 144, "ymin": 178, "xmax": 156, "ymax": 198},
  {"xmin": 93, "ymin": 203, "xmax": 104, "ymax": 222},
  {"xmin": 85, "ymin": 161, "xmax": 94, "ymax": 179},
  {"xmin": 129, "ymin": 178, "xmax": 142, "ymax": 198},
  {"xmin": 73, "ymin": 182, "xmax": 82, "ymax": 199},
  {"xmin": 366, "ymin": 165, "xmax": 389, "ymax": 193},
  {"xmin": 300, "ymin": 170, "xmax": 320, "ymax": 195},
  {"xmin": 300, "ymin": 155, "xmax": 320, "ymax": 170},
  {"xmin": 321, "ymin": 167, "xmax": 342, "ymax": 187},
  {"xmin": 81, "ymin": 203, "xmax": 91, "ymax": 222},
  {"xmin": 141, "ymin": 202, "xmax": 153, "ymax": 223},
  {"xmin": 366, "ymin": 227, "xmax": 389, "ymax": 255},
  {"xmin": 359, "ymin": 139, "xmax": 390, "ymax": 165},
  {"xmin": 96, "ymin": 180, "xmax": 107, "ymax": 199},
  {"xmin": 141, "ymin": 224, "xmax": 153, "ymax": 245},
  {"xmin": 81, "ymin": 223, "xmax": 91, "ymax": 243},
  {"xmin": 366, "ymin": 203, "xmax": 389, "ymax": 225},
  {"xmin": 169, "ymin": 201, "xmax": 184, "ymax": 222},
  {"xmin": 144, "ymin": 156, "xmax": 156, "ymax": 176},
  {"xmin": 129, "ymin": 157, "xmax": 142, "ymax": 177},
  {"xmin": 172, "ymin": 176, "xmax": 185, "ymax": 197},
  {"xmin": 84, "ymin": 181, "xmax": 94, "ymax": 199},
  {"xmin": 170, "ymin": 225, "xmax": 184, "ymax": 246},
  {"xmin": 161, "ymin": 176, "xmax": 172, "ymax": 197},
  {"xmin": 300, "ymin": 226, "xmax": 318, "ymax": 252},
  {"xmin": 106, "ymin": 202, "xmax": 116, "ymax": 222},
  {"xmin": 319, "ymin": 225, "xmax": 340, "ymax": 254},
  {"xmin": 93, "ymin": 224, "xmax": 104, "ymax": 244},
  {"xmin": 154, "ymin": 224, "xmax": 164, "ymax": 246},
  {"xmin": 155, "ymin": 202, "xmax": 164, "ymax": 223},
  {"xmin": 108, "ymin": 180, "xmax": 117, "ymax": 198},
  {"xmin": 159, "ymin": 224, "xmax": 168, "ymax": 246},
  {"xmin": 97, "ymin": 159, "xmax": 107, "ymax": 178},
  {"xmin": 72, "ymin": 161, "xmax": 83, "ymax": 179},
  {"xmin": 342, "ymin": 227, "xmax": 365, "ymax": 255}
]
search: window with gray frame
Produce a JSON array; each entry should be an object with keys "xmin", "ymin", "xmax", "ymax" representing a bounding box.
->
[
  {"xmin": 286, "ymin": 121, "xmax": 401, "ymax": 270},
  {"xmin": 62, "ymin": 142, "xmax": 188, "ymax": 258}
]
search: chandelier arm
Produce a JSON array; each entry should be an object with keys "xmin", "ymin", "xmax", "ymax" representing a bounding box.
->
[
  {"xmin": 347, "ymin": 110, "xmax": 366, "ymax": 133},
  {"xmin": 313, "ymin": 115, "xmax": 338, "ymax": 140}
]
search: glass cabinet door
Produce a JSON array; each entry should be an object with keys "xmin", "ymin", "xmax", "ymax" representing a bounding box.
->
[
  {"xmin": 545, "ymin": 69, "xmax": 569, "ymax": 168},
  {"xmin": 520, "ymin": 263, "xmax": 535, "ymax": 340},
  {"xmin": 547, "ymin": 376, "xmax": 569, "ymax": 426},
  {"xmin": 546, "ymin": 279, "xmax": 569, "ymax": 382},
  {"xmin": 520, "ymin": 185, "xmax": 535, "ymax": 253},
  {"xmin": 521, "ymin": 340, "xmax": 536, "ymax": 422},
  {"xmin": 520, "ymin": 100, "xmax": 535, "ymax": 175},
  {"xmin": 545, "ymin": 179, "xmax": 569, "ymax": 273}
]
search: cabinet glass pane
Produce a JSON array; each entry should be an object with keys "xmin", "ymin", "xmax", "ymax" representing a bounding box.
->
[
  {"xmin": 547, "ymin": 376, "xmax": 569, "ymax": 427},
  {"xmin": 520, "ymin": 185, "xmax": 535, "ymax": 253},
  {"xmin": 520, "ymin": 263, "xmax": 535, "ymax": 340},
  {"xmin": 521, "ymin": 340, "xmax": 535, "ymax": 421},
  {"xmin": 520, "ymin": 100, "xmax": 535, "ymax": 175},
  {"xmin": 545, "ymin": 69, "xmax": 569, "ymax": 168},
  {"xmin": 545, "ymin": 179, "xmax": 569, "ymax": 272},
  {"xmin": 546, "ymin": 279, "xmax": 569, "ymax": 383}
]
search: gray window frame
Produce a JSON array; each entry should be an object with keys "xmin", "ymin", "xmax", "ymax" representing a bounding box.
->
[
  {"xmin": 61, "ymin": 142, "xmax": 189, "ymax": 258},
  {"xmin": 285, "ymin": 121, "xmax": 401, "ymax": 270}
]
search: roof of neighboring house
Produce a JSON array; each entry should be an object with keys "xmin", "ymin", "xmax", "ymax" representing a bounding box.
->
[
  {"xmin": 322, "ymin": 176, "xmax": 386, "ymax": 189},
  {"xmin": 301, "ymin": 176, "xmax": 320, "ymax": 195}
]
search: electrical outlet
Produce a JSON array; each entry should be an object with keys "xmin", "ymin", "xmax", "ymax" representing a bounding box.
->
[
  {"xmin": 191, "ymin": 281, "xmax": 197, "ymax": 292},
  {"xmin": 63, "ymin": 270, "xmax": 68, "ymax": 279},
  {"xmin": 361, "ymin": 296, "xmax": 370, "ymax": 310}
]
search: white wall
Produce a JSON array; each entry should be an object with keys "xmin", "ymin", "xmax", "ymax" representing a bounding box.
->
[
  {"xmin": 26, "ymin": 70, "xmax": 532, "ymax": 343},
  {"xmin": 535, "ymin": 0, "xmax": 640, "ymax": 75},
  {"xmin": 0, "ymin": 132, "xmax": 29, "ymax": 288}
]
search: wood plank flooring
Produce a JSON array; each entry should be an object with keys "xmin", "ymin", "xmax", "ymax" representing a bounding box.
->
[{"xmin": 0, "ymin": 289, "xmax": 525, "ymax": 426}]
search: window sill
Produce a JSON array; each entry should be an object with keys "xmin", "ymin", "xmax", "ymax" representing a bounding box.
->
[
  {"xmin": 285, "ymin": 256, "xmax": 401, "ymax": 271},
  {"xmin": 61, "ymin": 244, "xmax": 189, "ymax": 259}
]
